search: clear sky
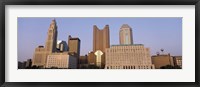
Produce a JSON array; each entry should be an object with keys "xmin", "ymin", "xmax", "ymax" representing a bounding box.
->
[{"xmin": 18, "ymin": 17, "xmax": 182, "ymax": 62}]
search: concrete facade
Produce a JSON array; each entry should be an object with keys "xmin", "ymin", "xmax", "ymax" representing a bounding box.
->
[
  {"xmin": 32, "ymin": 46, "xmax": 47, "ymax": 67},
  {"xmin": 46, "ymin": 52, "xmax": 77, "ymax": 69},
  {"xmin": 105, "ymin": 44, "xmax": 155, "ymax": 69},
  {"xmin": 93, "ymin": 25, "xmax": 110, "ymax": 52},
  {"xmin": 119, "ymin": 24, "xmax": 133, "ymax": 45},
  {"xmin": 151, "ymin": 54, "xmax": 174, "ymax": 69}
]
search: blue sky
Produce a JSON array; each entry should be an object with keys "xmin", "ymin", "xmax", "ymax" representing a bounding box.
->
[{"xmin": 18, "ymin": 17, "xmax": 182, "ymax": 62}]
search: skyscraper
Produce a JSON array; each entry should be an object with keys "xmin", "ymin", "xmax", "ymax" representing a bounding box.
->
[
  {"xmin": 45, "ymin": 19, "xmax": 58, "ymax": 53},
  {"xmin": 32, "ymin": 19, "xmax": 58, "ymax": 67},
  {"xmin": 68, "ymin": 35, "xmax": 81, "ymax": 68},
  {"xmin": 68, "ymin": 35, "xmax": 80, "ymax": 56},
  {"xmin": 119, "ymin": 24, "xmax": 133, "ymax": 45},
  {"xmin": 93, "ymin": 25, "xmax": 110, "ymax": 68},
  {"xmin": 93, "ymin": 25, "xmax": 110, "ymax": 52}
]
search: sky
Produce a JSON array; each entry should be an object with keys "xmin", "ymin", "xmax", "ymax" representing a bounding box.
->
[{"xmin": 18, "ymin": 17, "xmax": 182, "ymax": 62}]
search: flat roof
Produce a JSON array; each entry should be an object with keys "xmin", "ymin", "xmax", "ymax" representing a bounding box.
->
[{"xmin": 111, "ymin": 44, "xmax": 144, "ymax": 46}]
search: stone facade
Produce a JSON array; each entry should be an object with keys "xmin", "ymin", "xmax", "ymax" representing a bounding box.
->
[
  {"xmin": 151, "ymin": 54, "xmax": 174, "ymax": 69},
  {"xmin": 32, "ymin": 46, "xmax": 47, "ymax": 67},
  {"xmin": 46, "ymin": 52, "xmax": 77, "ymax": 69},
  {"xmin": 105, "ymin": 44, "xmax": 155, "ymax": 69}
]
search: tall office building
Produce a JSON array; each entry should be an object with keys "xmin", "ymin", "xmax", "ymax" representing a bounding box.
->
[
  {"xmin": 93, "ymin": 25, "xmax": 110, "ymax": 68},
  {"xmin": 32, "ymin": 19, "xmax": 58, "ymax": 67},
  {"xmin": 45, "ymin": 19, "xmax": 58, "ymax": 53},
  {"xmin": 68, "ymin": 35, "xmax": 80, "ymax": 56},
  {"xmin": 93, "ymin": 25, "xmax": 110, "ymax": 52},
  {"xmin": 68, "ymin": 35, "xmax": 81, "ymax": 68},
  {"xmin": 119, "ymin": 24, "xmax": 133, "ymax": 45}
]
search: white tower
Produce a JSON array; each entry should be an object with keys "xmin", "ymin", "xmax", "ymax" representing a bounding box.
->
[{"xmin": 119, "ymin": 24, "xmax": 133, "ymax": 45}]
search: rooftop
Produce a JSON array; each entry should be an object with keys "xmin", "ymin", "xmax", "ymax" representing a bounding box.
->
[
  {"xmin": 121, "ymin": 24, "xmax": 131, "ymax": 29},
  {"xmin": 111, "ymin": 44, "xmax": 144, "ymax": 47}
]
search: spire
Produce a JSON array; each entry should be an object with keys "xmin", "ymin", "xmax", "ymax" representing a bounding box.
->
[
  {"xmin": 49, "ymin": 18, "xmax": 57, "ymax": 30},
  {"xmin": 51, "ymin": 18, "xmax": 56, "ymax": 25}
]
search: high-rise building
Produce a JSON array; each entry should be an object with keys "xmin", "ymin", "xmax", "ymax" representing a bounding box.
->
[
  {"xmin": 119, "ymin": 24, "xmax": 133, "ymax": 45},
  {"xmin": 105, "ymin": 44, "xmax": 154, "ymax": 69},
  {"xmin": 57, "ymin": 40, "xmax": 68, "ymax": 52},
  {"xmin": 68, "ymin": 35, "xmax": 80, "ymax": 56},
  {"xmin": 32, "ymin": 19, "xmax": 58, "ymax": 68},
  {"xmin": 93, "ymin": 25, "xmax": 110, "ymax": 68},
  {"xmin": 45, "ymin": 19, "xmax": 58, "ymax": 53},
  {"xmin": 93, "ymin": 25, "xmax": 110, "ymax": 52},
  {"xmin": 68, "ymin": 35, "xmax": 81, "ymax": 68}
]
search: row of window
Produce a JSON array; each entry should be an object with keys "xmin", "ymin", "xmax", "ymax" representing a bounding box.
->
[
  {"xmin": 107, "ymin": 65, "xmax": 153, "ymax": 69},
  {"xmin": 107, "ymin": 49, "xmax": 146, "ymax": 53}
]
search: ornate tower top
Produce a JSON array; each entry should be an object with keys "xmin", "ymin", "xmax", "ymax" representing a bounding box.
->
[
  {"xmin": 49, "ymin": 19, "xmax": 57, "ymax": 30},
  {"xmin": 120, "ymin": 24, "xmax": 132, "ymax": 29},
  {"xmin": 119, "ymin": 24, "xmax": 133, "ymax": 45}
]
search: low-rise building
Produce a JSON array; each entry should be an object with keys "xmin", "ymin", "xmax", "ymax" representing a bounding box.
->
[
  {"xmin": 25, "ymin": 59, "xmax": 32, "ymax": 68},
  {"xmin": 46, "ymin": 52, "xmax": 77, "ymax": 69},
  {"xmin": 87, "ymin": 51, "xmax": 96, "ymax": 65},
  {"xmin": 105, "ymin": 44, "xmax": 155, "ymax": 69},
  {"xmin": 151, "ymin": 54, "xmax": 174, "ymax": 69},
  {"xmin": 173, "ymin": 56, "xmax": 182, "ymax": 68},
  {"xmin": 79, "ymin": 55, "xmax": 88, "ymax": 68}
]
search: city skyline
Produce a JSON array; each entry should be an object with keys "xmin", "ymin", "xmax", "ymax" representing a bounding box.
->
[{"xmin": 18, "ymin": 17, "xmax": 182, "ymax": 62}]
